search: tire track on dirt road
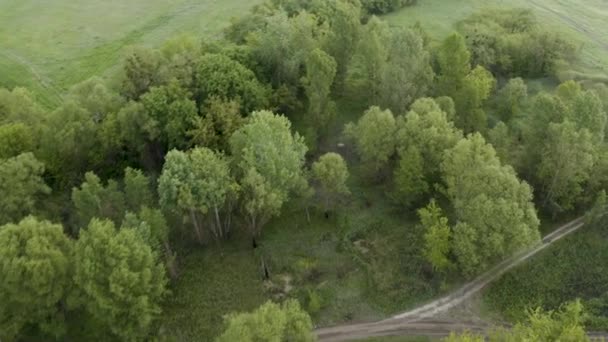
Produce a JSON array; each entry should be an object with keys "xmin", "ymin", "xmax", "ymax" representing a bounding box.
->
[{"xmin": 316, "ymin": 217, "xmax": 586, "ymax": 341}]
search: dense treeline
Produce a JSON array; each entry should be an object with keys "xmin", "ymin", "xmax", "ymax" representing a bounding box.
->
[{"xmin": 0, "ymin": 0, "xmax": 606, "ymax": 340}]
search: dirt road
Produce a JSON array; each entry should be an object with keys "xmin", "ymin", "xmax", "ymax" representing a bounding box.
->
[{"xmin": 316, "ymin": 217, "xmax": 586, "ymax": 341}]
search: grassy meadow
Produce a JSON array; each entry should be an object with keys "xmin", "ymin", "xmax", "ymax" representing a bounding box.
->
[{"xmin": 0, "ymin": 0, "xmax": 263, "ymax": 107}]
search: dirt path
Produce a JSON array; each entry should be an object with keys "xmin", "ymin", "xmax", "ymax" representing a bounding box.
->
[{"xmin": 316, "ymin": 217, "xmax": 586, "ymax": 341}]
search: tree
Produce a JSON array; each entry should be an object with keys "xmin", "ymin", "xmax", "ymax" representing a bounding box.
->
[
  {"xmin": 442, "ymin": 134, "xmax": 540, "ymax": 274},
  {"xmin": 419, "ymin": 200, "xmax": 452, "ymax": 272},
  {"xmin": 0, "ymin": 217, "xmax": 73, "ymax": 341},
  {"xmin": 216, "ymin": 300, "xmax": 315, "ymax": 342},
  {"xmin": 312, "ymin": 0, "xmax": 361, "ymax": 90},
  {"xmin": 71, "ymin": 172, "xmax": 126, "ymax": 229},
  {"xmin": 121, "ymin": 46, "xmax": 167, "ymax": 100},
  {"xmin": 349, "ymin": 16, "xmax": 390, "ymax": 104},
  {"xmin": 538, "ymin": 121, "xmax": 595, "ymax": 213},
  {"xmin": 557, "ymin": 81, "xmax": 607, "ymax": 142},
  {"xmin": 302, "ymin": 48, "xmax": 337, "ymax": 131},
  {"xmin": 124, "ymin": 167, "xmax": 154, "ymax": 212},
  {"xmin": 0, "ymin": 153, "xmax": 50, "ymax": 225},
  {"xmin": 495, "ymin": 77, "xmax": 528, "ymax": 122},
  {"xmin": 312, "ymin": 152, "xmax": 350, "ymax": 214},
  {"xmin": 344, "ymin": 106, "xmax": 397, "ymax": 175},
  {"xmin": 188, "ymin": 97, "xmax": 244, "ymax": 152},
  {"xmin": 392, "ymin": 146, "xmax": 428, "ymax": 207},
  {"xmin": 158, "ymin": 147, "xmax": 234, "ymax": 242},
  {"xmin": 66, "ymin": 77, "xmax": 124, "ymax": 123},
  {"xmin": 230, "ymin": 111, "xmax": 307, "ymax": 237},
  {"xmin": 0, "ymin": 123, "xmax": 35, "ymax": 159},
  {"xmin": 72, "ymin": 219, "xmax": 167, "ymax": 341},
  {"xmin": 455, "ymin": 65, "xmax": 495, "ymax": 133},
  {"xmin": 395, "ymin": 98, "xmax": 462, "ymax": 179},
  {"xmin": 436, "ymin": 33, "xmax": 471, "ymax": 96},
  {"xmin": 446, "ymin": 300, "xmax": 588, "ymax": 341},
  {"xmin": 140, "ymin": 80, "xmax": 198, "ymax": 151},
  {"xmin": 195, "ymin": 53, "xmax": 268, "ymax": 113},
  {"xmin": 380, "ymin": 27, "xmax": 434, "ymax": 114}
]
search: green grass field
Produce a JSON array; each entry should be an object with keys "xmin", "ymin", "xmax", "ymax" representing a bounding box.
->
[
  {"xmin": 0, "ymin": 0, "xmax": 263, "ymax": 107},
  {"xmin": 385, "ymin": 0, "xmax": 608, "ymax": 83}
]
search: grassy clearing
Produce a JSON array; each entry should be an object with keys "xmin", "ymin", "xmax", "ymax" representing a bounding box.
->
[
  {"xmin": 0, "ymin": 0, "xmax": 263, "ymax": 107},
  {"xmin": 385, "ymin": 0, "xmax": 608, "ymax": 82}
]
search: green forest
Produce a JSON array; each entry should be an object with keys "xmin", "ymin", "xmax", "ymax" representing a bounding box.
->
[{"xmin": 1, "ymin": 0, "xmax": 608, "ymax": 341}]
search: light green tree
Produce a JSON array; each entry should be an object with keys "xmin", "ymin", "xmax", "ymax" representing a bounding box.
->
[
  {"xmin": 538, "ymin": 121, "xmax": 595, "ymax": 213},
  {"xmin": 312, "ymin": 152, "xmax": 350, "ymax": 213},
  {"xmin": 302, "ymin": 48, "xmax": 337, "ymax": 131},
  {"xmin": 436, "ymin": 32, "xmax": 471, "ymax": 96},
  {"xmin": 381, "ymin": 27, "xmax": 434, "ymax": 114},
  {"xmin": 124, "ymin": 167, "xmax": 154, "ymax": 211},
  {"xmin": 71, "ymin": 171, "xmax": 126, "ymax": 228},
  {"xmin": 72, "ymin": 219, "xmax": 167, "ymax": 341},
  {"xmin": 442, "ymin": 133, "xmax": 540, "ymax": 274},
  {"xmin": 349, "ymin": 16, "xmax": 390, "ymax": 104},
  {"xmin": 158, "ymin": 147, "xmax": 234, "ymax": 242},
  {"xmin": 0, "ymin": 123, "xmax": 35, "ymax": 159},
  {"xmin": 344, "ymin": 106, "xmax": 397, "ymax": 176},
  {"xmin": 0, "ymin": 217, "xmax": 73, "ymax": 341},
  {"xmin": 0, "ymin": 152, "xmax": 50, "ymax": 225},
  {"xmin": 495, "ymin": 77, "xmax": 528, "ymax": 122},
  {"xmin": 419, "ymin": 200, "xmax": 452, "ymax": 272},
  {"xmin": 455, "ymin": 65, "xmax": 496, "ymax": 133},
  {"xmin": 230, "ymin": 110, "xmax": 307, "ymax": 237},
  {"xmin": 216, "ymin": 300, "xmax": 315, "ymax": 342}
]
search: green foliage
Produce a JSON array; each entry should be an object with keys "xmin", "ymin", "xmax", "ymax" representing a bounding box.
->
[
  {"xmin": 418, "ymin": 200, "xmax": 451, "ymax": 272},
  {"xmin": 122, "ymin": 47, "xmax": 167, "ymax": 100},
  {"xmin": 230, "ymin": 110, "xmax": 307, "ymax": 236},
  {"xmin": 0, "ymin": 123, "xmax": 35, "ymax": 159},
  {"xmin": 392, "ymin": 98, "xmax": 461, "ymax": 206},
  {"xmin": 72, "ymin": 219, "xmax": 168, "ymax": 341},
  {"xmin": 360, "ymin": 0, "xmax": 417, "ymax": 14},
  {"xmin": 188, "ymin": 97, "xmax": 244, "ymax": 152},
  {"xmin": 436, "ymin": 33, "xmax": 471, "ymax": 96},
  {"xmin": 216, "ymin": 300, "xmax": 315, "ymax": 342},
  {"xmin": 72, "ymin": 171, "xmax": 126, "ymax": 228},
  {"xmin": 537, "ymin": 121, "xmax": 595, "ymax": 213},
  {"xmin": 312, "ymin": 152, "xmax": 350, "ymax": 212},
  {"xmin": 158, "ymin": 147, "xmax": 234, "ymax": 241},
  {"xmin": 302, "ymin": 48, "xmax": 337, "ymax": 131},
  {"xmin": 0, "ymin": 217, "xmax": 73, "ymax": 341},
  {"xmin": 442, "ymin": 134, "xmax": 540, "ymax": 274},
  {"xmin": 195, "ymin": 53, "xmax": 268, "ymax": 113},
  {"xmin": 457, "ymin": 8, "xmax": 576, "ymax": 77},
  {"xmin": 344, "ymin": 106, "xmax": 397, "ymax": 175},
  {"xmin": 446, "ymin": 301, "xmax": 588, "ymax": 341},
  {"xmin": 140, "ymin": 80, "xmax": 198, "ymax": 150},
  {"xmin": 124, "ymin": 167, "xmax": 154, "ymax": 211},
  {"xmin": 495, "ymin": 78, "xmax": 528, "ymax": 122},
  {"xmin": 0, "ymin": 153, "xmax": 50, "ymax": 225}
]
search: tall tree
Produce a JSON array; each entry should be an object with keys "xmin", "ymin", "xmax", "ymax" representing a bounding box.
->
[
  {"xmin": 121, "ymin": 47, "xmax": 167, "ymax": 100},
  {"xmin": 0, "ymin": 217, "xmax": 73, "ymax": 341},
  {"xmin": 538, "ymin": 121, "xmax": 595, "ymax": 213},
  {"xmin": 436, "ymin": 33, "xmax": 471, "ymax": 96},
  {"xmin": 344, "ymin": 106, "xmax": 397, "ymax": 176},
  {"xmin": 312, "ymin": 152, "xmax": 350, "ymax": 214},
  {"xmin": 71, "ymin": 172, "xmax": 126, "ymax": 229},
  {"xmin": 302, "ymin": 49, "xmax": 337, "ymax": 131},
  {"xmin": 419, "ymin": 200, "xmax": 452, "ymax": 272},
  {"xmin": 442, "ymin": 133, "xmax": 540, "ymax": 274},
  {"xmin": 195, "ymin": 53, "xmax": 268, "ymax": 113},
  {"xmin": 381, "ymin": 27, "xmax": 434, "ymax": 114},
  {"xmin": 495, "ymin": 77, "xmax": 528, "ymax": 122},
  {"xmin": 0, "ymin": 153, "xmax": 50, "ymax": 225},
  {"xmin": 71, "ymin": 219, "xmax": 167, "ymax": 341},
  {"xmin": 454, "ymin": 65, "xmax": 495, "ymax": 133},
  {"xmin": 188, "ymin": 97, "xmax": 244, "ymax": 152},
  {"xmin": 230, "ymin": 110, "xmax": 307, "ymax": 237},
  {"xmin": 349, "ymin": 16, "xmax": 390, "ymax": 104},
  {"xmin": 0, "ymin": 123, "xmax": 35, "ymax": 159},
  {"xmin": 158, "ymin": 148, "xmax": 234, "ymax": 242},
  {"xmin": 216, "ymin": 300, "xmax": 315, "ymax": 342}
]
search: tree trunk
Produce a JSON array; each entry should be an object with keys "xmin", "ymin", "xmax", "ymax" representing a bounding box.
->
[
  {"xmin": 214, "ymin": 206, "xmax": 223, "ymax": 239},
  {"xmin": 190, "ymin": 209, "xmax": 204, "ymax": 245}
]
